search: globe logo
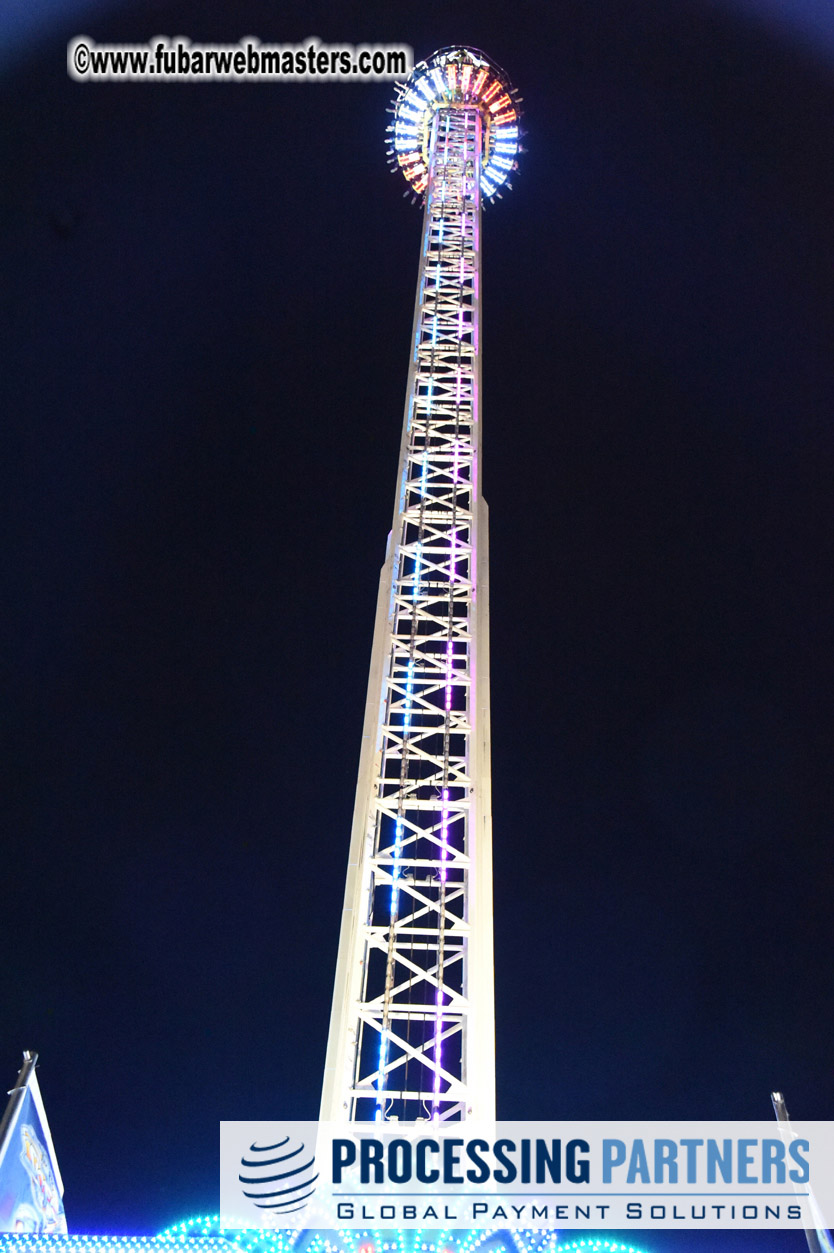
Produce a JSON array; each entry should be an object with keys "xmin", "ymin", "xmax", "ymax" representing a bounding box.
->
[{"xmin": 238, "ymin": 1133, "xmax": 318, "ymax": 1217}]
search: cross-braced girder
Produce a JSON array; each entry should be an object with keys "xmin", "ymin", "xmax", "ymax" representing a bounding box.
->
[{"xmin": 321, "ymin": 104, "xmax": 494, "ymax": 1125}]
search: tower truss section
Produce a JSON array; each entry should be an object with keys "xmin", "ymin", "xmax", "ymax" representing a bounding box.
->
[{"xmin": 321, "ymin": 48, "xmax": 520, "ymax": 1125}]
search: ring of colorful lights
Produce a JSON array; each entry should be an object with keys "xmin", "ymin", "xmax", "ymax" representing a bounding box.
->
[{"xmin": 389, "ymin": 46, "xmax": 521, "ymax": 200}]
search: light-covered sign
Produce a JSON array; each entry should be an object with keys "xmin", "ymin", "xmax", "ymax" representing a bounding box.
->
[{"xmin": 220, "ymin": 1120, "xmax": 834, "ymax": 1234}]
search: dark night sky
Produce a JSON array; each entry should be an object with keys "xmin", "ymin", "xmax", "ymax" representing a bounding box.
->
[{"xmin": 2, "ymin": 1, "xmax": 833, "ymax": 1250}]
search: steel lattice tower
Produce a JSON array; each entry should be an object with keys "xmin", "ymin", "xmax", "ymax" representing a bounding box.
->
[{"xmin": 321, "ymin": 47, "xmax": 521, "ymax": 1125}]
